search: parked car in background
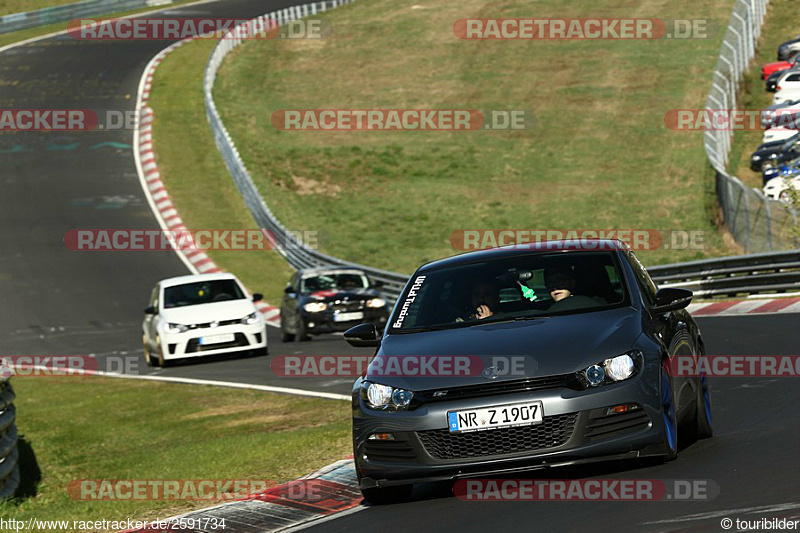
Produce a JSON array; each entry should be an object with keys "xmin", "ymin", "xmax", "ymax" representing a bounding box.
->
[
  {"xmin": 763, "ymin": 127, "xmax": 798, "ymax": 144},
  {"xmin": 762, "ymin": 53, "xmax": 800, "ymax": 80},
  {"xmin": 142, "ymin": 273, "xmax": 267, "ymax": 367},
  {"xmin": 764, "ymin": 175, "xmax": 800, "ymax": 204},
  {"xmin": 750, "ymin": 133, "xmax": 800, "ymax": 171},
  {"xmin": 761, "ymin": 156, "xmax": 800, "ymax": 185},
  {"xmin": 761, "ymin": 99, "xmax": 800, "ymax": 129},
  {"xmin": 777, "ymin": 36, "xmax": 800, "ymax": 61},
  {"xmin": 280, "ymin": 267, "xmax": 389, "ymax": 341}
]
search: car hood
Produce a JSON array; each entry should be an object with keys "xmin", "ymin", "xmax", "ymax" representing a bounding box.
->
[
  {"xmin": 371, "ymin": 306, "xmax": 642, "ymax": 391},
  {"xmin": 160, "ymin": 300, "xmax": 256, "ymax": 325}
]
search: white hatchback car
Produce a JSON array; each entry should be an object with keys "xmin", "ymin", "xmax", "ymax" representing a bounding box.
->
[
  {"xmin": 142, "ymin": 273, "xmax": 267, "ymax": 366},
  {"xmin": 764, "ymin": 175, "xmax": 800, "ymax": 204}
]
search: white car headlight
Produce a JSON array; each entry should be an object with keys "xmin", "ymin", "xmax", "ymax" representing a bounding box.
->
[
  {"xmin": 164, "ymin": 323, "xmax": 189, "ymax": 334},
  {"xmin": 577, "ymin": 350, "xmax": 642, "ymax": 388},
  {"xmin": 303, "ymin": 302, "xmax": 327, "ymax": 313},
  {"xmin": 366, "ymin": 298, "xmax": 386, "ymax": 308},
  {"xmin": 361, "ymin": 381, "xmax": 414, "ymax": 410},
  {"xmin": 242, "ymin": 312, "xmax": 260, "ymax": 325},
  {"xmin": 604, "ymin": 354, "xmax": 636, "ymax": 381}
]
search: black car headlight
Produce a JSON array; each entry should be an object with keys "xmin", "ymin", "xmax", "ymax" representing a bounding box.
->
[
  {"xmin": 576, "ymin": 350, "xmax": 643, "ymax": 388},
  {"xmin": 241, "ymin": 312, "xmax": 260, "ymax": 325},
  {"xmin": 361, "ymin": 380, "xmax": 414, "ymax": 410}
]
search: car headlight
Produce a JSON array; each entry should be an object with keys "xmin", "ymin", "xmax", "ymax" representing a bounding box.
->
[
  {"xmin": 576, "ymin": 350, "xmax": 642, "ymax": 388},
  {"xmin": 752, "ymin": 155, "xmax": 762, "ymax": 161},
  {"xmin": 164, "ymin": 322, "xmax": 189, "ymax": 334},
  {"xmin": 303, "ymin": 302, "xmax": 327, "ymax": 313},
  {"xmin": 361, "ymin": 381, "xmax": 414, "ymax": 410},
  {"xmin": 365, "ymin": 298, "xmax": 386, "ymax": 308},
  {"xmin": 241, "ymin": 312, "xmax": 260, "ymax": 325}
]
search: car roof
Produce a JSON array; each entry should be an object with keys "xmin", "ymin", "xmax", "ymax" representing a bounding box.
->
[
  {"xmin": 159, "ymin": 273, "xmax": 239, "ymax": 288},
  {"xmin": 415, "ymin": 239, "xmax": 628, "ymax": 272},
  {"xmin": 298, "ymin": 267, "xmax": 367, "ymax": 277}
]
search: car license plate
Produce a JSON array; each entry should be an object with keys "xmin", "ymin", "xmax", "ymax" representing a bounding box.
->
[
  {"xmin": 448, "ymin": 401, "xmax": 544, "ymax": 433},
  {"xmin": 199, "ymin": 333, "xmax": 235, "ymax": 345},
  {"xmin": 333, "ymin": 311, "xmax": 364, "ymax": 322}
]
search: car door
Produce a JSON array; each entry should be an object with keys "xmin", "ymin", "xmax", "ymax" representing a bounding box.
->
[
  {"xmin": 281, "ymin": 273, "xmax": 300, "ymax": 328},
  {"xmin": 143, "ymin": 284, "xmax": 160, "ymax": 351},
  {"xmin": 626, "ymin": 251, "xmax": 696, "ymax": 423}
]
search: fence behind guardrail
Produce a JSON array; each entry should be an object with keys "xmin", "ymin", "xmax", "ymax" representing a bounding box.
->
[{"xmin": 704, "ymin": 0, "xmax": 798, "ymax": 252}]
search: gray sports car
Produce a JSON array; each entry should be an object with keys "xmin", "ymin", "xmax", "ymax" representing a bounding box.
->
[{"xmin": 344, "ymin": 240, "xmax": 712, "ymax": 503}]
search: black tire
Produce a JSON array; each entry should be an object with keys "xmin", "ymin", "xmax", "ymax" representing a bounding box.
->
[
  {"xmin": 295, "ymin": 313, "xmax": 310, "ymax": 342},
  {"xmin": 156, "ymin": 336, "xmax": 169, "ymax": 368},
  {"xmin": 692, "ymin": 371, "xmax": 713, "ymax": 439},
  {"xmin": 659, "ymin": 361, "xmax": 678, "ymax": 461},
  {"xmin": 143, "ymin": 335, "xmax": 154, "ymax": 366},
  {"xmin": 361, "ymin": 484, "xmax": 413, "ymax": 505},
  {"xmin": 280, "ymin": 316, "xmax": 295, "ymax": 342}
]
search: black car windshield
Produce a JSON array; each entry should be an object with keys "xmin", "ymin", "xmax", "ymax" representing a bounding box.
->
[
  {"xmin": 163, "ymin": 280, "xmax": 245, "ymax": 308},
  {"xmin": 301, "ymin": 272, "xmax": 370, "ymax": 293},
  {"xmin": 390, "ymin": 251, "xmax": 629, "ymax": 331}
]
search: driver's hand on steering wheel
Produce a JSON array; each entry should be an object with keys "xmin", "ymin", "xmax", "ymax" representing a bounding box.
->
[{"xmin": 475, "ymin": 304, "xmax": 493, "ymax": 319}]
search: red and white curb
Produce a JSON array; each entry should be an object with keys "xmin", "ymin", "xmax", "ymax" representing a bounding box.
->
[
  {"xmin": 688, "ymin": 297, "xmax": 800, "ymax": 316},
  {"xmin": 133, "ymin": 38, "xmax": 281, "ymax": 327},
  {"xmin": 125, "ymin": 457, "xmax": 361, "ymax": 533}
]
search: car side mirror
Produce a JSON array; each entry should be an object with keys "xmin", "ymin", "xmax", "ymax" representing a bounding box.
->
[
  {"xmin": 144, "ymin": 306, "xmax": 157, "ymax": 315},
  {"xmin": 344, "ymin": 323, "xmax": 381, "ymax": 348},
  {"xmin": 252, "ymin": 293, "xmax": 263, "ymax": 302},
  {"xmin": 651, "ymin": 288, "xmax": 693, "ymax": 315},
  {"xmin": 284, "ymin": 286, "xmax": 296, "ymax": 295}
]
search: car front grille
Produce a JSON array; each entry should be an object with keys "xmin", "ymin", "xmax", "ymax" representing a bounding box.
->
[
  {"xmin": 417, "ymin": 413, "xmax": 578, "ymax": 460},
  {"xmin": 414, "ymin": 375, "xmax": 571, "ymax": 406},
  {"xmin": 584, "ymin": 408, "xmax": 650, "ymax": 442},
  {"xmin": 330, "ymin": 301, "xmax": 365, "ymax": 312},
  {"xmin": 185, "ymin": 333, "xmax": 249, "ymax": 353}
]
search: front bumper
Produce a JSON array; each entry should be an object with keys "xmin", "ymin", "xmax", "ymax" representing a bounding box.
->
[
  {"xmin": 304, "ymin": 309, "xmax": 388, "ymax": 334},
  {"xmin": 159, "ymin": 322, "xmax": 267, "ymax": 360},
  {"xmin": 353, "ymin": 368, "xmax": 667, "ymax": 489}
]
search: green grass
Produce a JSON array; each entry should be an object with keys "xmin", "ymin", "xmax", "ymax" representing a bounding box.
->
[
  {"xmin": 205, "ymin": 0, "xmax": 747, "ymax": 275},
  {"xmin": 0, "ymin": 0, "xmax": 200, "ymax": 49},
  {"xmin": 1, "ymin": 0, "xmax": 78, "ymax": 14},
  {"xmin": 0, "ymin": 377, "xmax": 350, "ymax": 530},
  {"xmin": 148, "ymin": 39, "xmax": 296, "ymax": 304}
]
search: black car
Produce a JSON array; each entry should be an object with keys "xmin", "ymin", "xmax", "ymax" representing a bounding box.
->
[
  {"xmin": 280, "ymin": 267, "xmax": 389, "ymax": 341},
  {"xmin": 750, "ymin": 132, "xmax": 800, "ymax": 171},
  {"xmin": 777, "ymin": 37, "xmax": 800, "ymax": 61},
  {"xmin": 345, "ymin": 240, "xmax": 711, "ymax": 503}
]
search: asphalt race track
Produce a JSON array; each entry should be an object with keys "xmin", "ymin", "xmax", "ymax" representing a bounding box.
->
[
  {"xmin": 301, "ymin": 313, "xmax": 800, "ymax": 532},
  {"xmin": 1, "ymin": 2, "xmax": 799, "ymax": 531},
  {"xmin": 0, "ymin": 0, "xmax": 372, "ymax": 398}
]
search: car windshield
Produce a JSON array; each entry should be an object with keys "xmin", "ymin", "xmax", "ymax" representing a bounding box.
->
[
  {"xmin": 163, "ymin": 279, "xmax": 245, "ymax": 308},
  {"xmin": 390, "ymin": 251, "xmax": 629, "ymax": 332},
  {"xmin": 301, "ymin": 272, "xmax": 370, "ymax": 293}
]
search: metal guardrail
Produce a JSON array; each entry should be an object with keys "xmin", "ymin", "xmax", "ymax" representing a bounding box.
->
[
  {"xmin": 203, "ymin": 0, "xmax": 409, "ymax": 302},
  {"xmin": 204, "ymin": 2, "xmax": 799, "ymax": 302},
  {"xmin": 0, "ymin": 377, "xmax": 19, "ymax": 499},
  {"xmin": 0, "ymin": 0, "xmax": 169, "ymax": 35},
  {"xmin": 650, "ymin": 250, "xmax": 800, "ymax": 297},
  {"xmin": 704, "ymin": 0, "xmax": 799, "ymax": 252}
]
